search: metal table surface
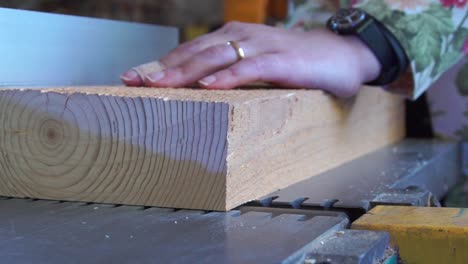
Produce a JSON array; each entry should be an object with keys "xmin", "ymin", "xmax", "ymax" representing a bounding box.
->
[
  {"xmin": 253, "ymin": 140, "xmax": 459, "ymax": 219},
  {"xmin": 0, "ymin": 198, "xmax": 347, "ymax": 264},
  {"xmin": 0, "ymin": 140, "xmax": 460, "ymax": 264}
]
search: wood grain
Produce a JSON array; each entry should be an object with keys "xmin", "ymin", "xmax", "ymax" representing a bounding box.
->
[{"xmin": 0, "ymin": 86, "xmax": 404, "ymax": 210}]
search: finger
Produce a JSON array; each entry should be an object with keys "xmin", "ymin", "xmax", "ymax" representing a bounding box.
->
[
  {"xmin": 159, "ymin": 21, "xmax": 258, "ymax": 68},
  {"xmin": 145, "ymin": 41, "xmax": 254, "ymax": 87},
  {"xmin": 121, "ymin": 29, "xmax": 232, "ymax": 87},
  {"xmin": 120, "ymin": 70, "xmax": 143, "ymax": 87},
  {"xmin": 121, "ymin": 61, "xmax": 166, "ymax": 87},
  {"xmin": 199, "ymin": 54, "xmax": 361, "ymax": 97},
  {"xmin": 197, "ymin": 54, "xmax": 300, "ymax": 89},
  {"xmin": 160, "ymin": 26, "xmax": 240, "ymax": 68}
]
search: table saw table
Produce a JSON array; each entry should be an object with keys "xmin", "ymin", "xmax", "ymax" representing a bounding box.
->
[{"xmin": 0, "ymin": 139, "xmax": 460, "ymax": 264}]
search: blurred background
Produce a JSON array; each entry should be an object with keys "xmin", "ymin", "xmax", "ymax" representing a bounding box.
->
[{"xmin": 0, "ymin": 0, "xmax": 292, "ymax": 41}]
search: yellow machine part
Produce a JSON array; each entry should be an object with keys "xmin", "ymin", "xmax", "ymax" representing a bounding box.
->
[
  {"xmin": 224, "ymin": 0, "xmax": 288, "ymax": 24},
  {"xmin": 224, "ymin": 0, "xmax": 268, "ymax": 23},
  {"xmin": 352, "ymin": 206, "xmax": 468, "ymax": 264}
]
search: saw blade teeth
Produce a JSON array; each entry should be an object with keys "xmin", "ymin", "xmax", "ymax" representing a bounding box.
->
[
  {"xmin": 290, "ymin": 197, "xmax": 309, "ymax": 209},
  {"xmin": 259, "ymin": 196, "xmax": 279, "ymax": 207},
  {"xmin": 320, "ymin": 199, "xmax": 340, "ymax": 210}
]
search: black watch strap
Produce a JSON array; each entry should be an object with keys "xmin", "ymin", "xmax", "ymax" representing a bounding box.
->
[
  {"xmin": 327, "ymin": 8, "xmax": 409, "ymax": 86},
  {"xmin": 377, "ymin": 20, "xmax": 409, "ymax": 85},
  {"xmin": 357, "ymin": 20, "xmax": 400, "ymax": 85}
]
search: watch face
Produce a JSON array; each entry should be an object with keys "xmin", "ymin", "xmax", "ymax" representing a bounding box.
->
[{"xmin": 327, "ymin": 8, "xmax": 367, "ymax": 34}]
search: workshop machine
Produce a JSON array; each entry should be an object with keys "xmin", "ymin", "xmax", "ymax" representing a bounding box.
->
[{"xmin": 0, "ymin": 8, "xmax": 465, "ymax": 264}]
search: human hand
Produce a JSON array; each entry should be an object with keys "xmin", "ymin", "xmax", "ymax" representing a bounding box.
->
[{"xmin": 121, "ymin": 22, "xmax": 381, "ymax": 97}]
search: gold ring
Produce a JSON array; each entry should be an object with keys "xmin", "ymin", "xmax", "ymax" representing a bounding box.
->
[{"xmin": 227, "ymin": 41, "xmax": 245, "ymax": 61}]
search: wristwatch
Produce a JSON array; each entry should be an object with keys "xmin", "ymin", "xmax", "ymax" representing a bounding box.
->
[{"xmin": 327, "ymin": 8, "xmax": 408, "ymax": 86}]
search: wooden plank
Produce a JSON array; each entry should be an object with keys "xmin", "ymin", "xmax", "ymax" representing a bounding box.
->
[{"xmin": 0, "ymin": 86, "xmax": 404, "ymax": 211}]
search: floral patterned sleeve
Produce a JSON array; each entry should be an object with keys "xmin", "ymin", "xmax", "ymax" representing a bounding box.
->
[{"xmin": 286, "ymin": 0, "xmax": 468, "ymax": 100}]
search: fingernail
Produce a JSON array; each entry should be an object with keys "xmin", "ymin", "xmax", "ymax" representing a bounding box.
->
[
  {"xmin": 146, "ymin": 71, "xmax": 166, "ymax": 83},
  {"xmin": 120, "ymin": 70, "xmax": 139, "ymax": 81},
  {"xmin": 198, "ymin": 75, "xmax": 217, "ymax": 86}
]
